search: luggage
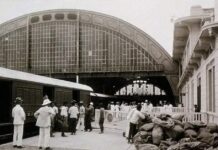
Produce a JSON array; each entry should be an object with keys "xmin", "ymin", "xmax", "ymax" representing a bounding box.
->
[
  {"xmin": 152, "ymin": 125, "xmax": 163, "ymax": 145},
  {"xmin": 165, "ymin": 125, "xmax": 184, "ymax": 140},
  {"xmin": 137, "ymin": 144, "xmax": 159, "ymax": 150},
  {"xmin": 172, "ymin": 114, "xmax": 185, "ymax": 121},
  {"xmin": 184, "ymin": 122, "xmax": 195, "ymax": 130},
  {"xmin": 206, "ymin": 123, "xmax": 218, "ymax": 133},
  {"xmin": 184, "ymin": 129, "xmax": 198, "ymax": 138},
  {"xmin": 140, "ymin": 123, "xmax": 154, "ymax": 131},
  {"xmin": 140, "ymin": 131, "xmax": 152, "ymax": 139},
  {"xmin": 153, "ymin": 117, "xmax": 174, "ymax": 129},
  {"xmin": 132, "ymin": 113, "xmax": 218, "ymax": 149}
]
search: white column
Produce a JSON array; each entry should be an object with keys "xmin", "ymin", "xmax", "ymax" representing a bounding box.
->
[
  {"xmin": 215, "ymin": 0, "xmax": 218, "ymax": 21},
  {"xmin": 215, "ymin": 34, "xmax": 218, "ymax": 50},
  {"xmin": 76, "ymin": 75, "xmax": 79, "ymax": 83}
]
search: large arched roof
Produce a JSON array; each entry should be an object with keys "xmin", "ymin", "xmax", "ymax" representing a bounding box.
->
[{"xmin": 0, "ymin": 9, "xmax": 177, "ymax": 74}]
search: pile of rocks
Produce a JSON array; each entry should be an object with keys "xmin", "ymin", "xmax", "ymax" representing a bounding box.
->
[{"xmin": 133, "ymin": 114, "xmax": 218, "ymax": 150}]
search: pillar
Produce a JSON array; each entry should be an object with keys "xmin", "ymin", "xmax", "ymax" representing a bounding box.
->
[{"xmin": 215, "ymin": 0, "xmax": 218, "ymax": 21}]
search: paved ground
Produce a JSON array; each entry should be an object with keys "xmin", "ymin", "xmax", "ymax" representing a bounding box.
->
[{"xmin": 0, "ymin": 120, "xmax": 135, "ymax": 150}]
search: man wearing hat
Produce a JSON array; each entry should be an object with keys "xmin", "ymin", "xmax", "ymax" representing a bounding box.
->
[
  {"xmin": 43, "ymin": 95, "xmax": 49, "ymax": 100},
  {"xmin": 50, "ymin": 102, "xmax": 58, "ymax": 137},
  {"xmin": 115, "ymin": 102, "xmax": 120, "ymax": 120},
  {"xmin": 110, "ymin": 101, "xmax": 115, "ymax": 111},
  {"xmin": 142, "ymin": 100, "xmax": 148, "ymax": 113},
  {"xmin": 90, "ymin": 102, "xmax": 95, "ymax": 123},
  {"xmin": 68, "ymin": 100, "xmax": 79, "ymax": 135},
  {"xmin": 59, "ymin": 101, "xmax": 68, "ymax": 137},
  {"xmin": 34, "ymin": 98, "xmax": 55, "ymax": 150},
  {"xmin": 98, "ymin": 103, "xmax": 105, "ymax": 134},
  {"xmin": 76, "ymin": 101, "xmax": 85, "ymax": 131},
  {"xmin": 12, "ymin": 97, "xmax": 26, "ymax": 148},
  {"xmin": 84, "ymin": 103, "xmax": 92, "ymax": 132}
]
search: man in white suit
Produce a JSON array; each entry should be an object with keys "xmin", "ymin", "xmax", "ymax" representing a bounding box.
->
[
  {"xmin": 34, "ymin": 98, "xmax": 54, "ymax": 150},
  {"xmin": 12, "ymin": 97, "xmax": 26, "ymax": 149},
  {"xmin": 76, "ymin": 101, "xmax": 85, "ymax": 131}
]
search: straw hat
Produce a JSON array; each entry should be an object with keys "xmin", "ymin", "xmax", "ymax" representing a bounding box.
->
[
  {"xmin": 71, "ymin": 100, "xmax": 76, "ymax": 105},
  {"xmin": 15, "ymin": 97, "xmax": 23, "ymax": 103},
  {"xmin": 42, "ymin": 99, "xmax": 51, "ymax": 106},
  {"xmin": 71, "ymin": 99, "xmax": 76, "ymax": 103},
  {"xmin": 43, "ymin": 95, "xmax": 48, "ymax": 100}
]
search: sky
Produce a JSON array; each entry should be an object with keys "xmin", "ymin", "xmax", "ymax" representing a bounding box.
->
[{"xmin": 0, "ymin": 0, "xmax": 214, "ymax": 56}]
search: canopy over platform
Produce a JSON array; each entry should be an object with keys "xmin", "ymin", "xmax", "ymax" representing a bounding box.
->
[{"xmin": 0, "ymin": 67, "xmax": 93, "ymax": 92}]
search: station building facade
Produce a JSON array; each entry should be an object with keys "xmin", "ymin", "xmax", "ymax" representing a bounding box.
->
[{"xmin": 173, "ymin": 1, "xmax": 218, "ymax": 114}]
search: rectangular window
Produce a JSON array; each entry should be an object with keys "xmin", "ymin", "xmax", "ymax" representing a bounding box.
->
[
  {"xmin": 208, "ymin": 66, "xmax": 215, "ymax": 112},
  {"xmin": 191, "ymin": 80, "xmax": 194, "ymax": 111},
  {"xmin": 197, "ymin": 76, "xmax": 201, "ymax": 112},
  {"xmin": 187, "ymin": 84, "xmax": 190, "ymax": 112}
]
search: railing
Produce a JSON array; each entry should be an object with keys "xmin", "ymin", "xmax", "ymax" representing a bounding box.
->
[
  {"xmin": 95, "ymin": 109, "xmax": 128, "ymax": 123},
  {"xmin": 207, "ymin": 112, "xmax": 218, "ymax": 123},
  {"xmin": 95, "ymin": 107, "xmax": 218, "ymax": 124},
  {"xmin": 150, "ymin": 107, "xmax": 185, "ymax": 113},
  {"xmin": 182, "ymin": 112, "xmax": 208, "ymax": 123}
]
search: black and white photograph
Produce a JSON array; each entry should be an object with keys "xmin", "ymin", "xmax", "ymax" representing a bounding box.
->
[{"xmin": 0, "ymin": 0, "xmax": 217, "ymax": 150}]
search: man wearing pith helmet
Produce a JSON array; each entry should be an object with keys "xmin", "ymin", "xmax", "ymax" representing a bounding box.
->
[
  {"xmin": 34, "ymin": 98, "xmax": 55, "ymax": 150},
  {"xmin": 12, "ymin": 97, "xmax": 26, "ymax": 149}
]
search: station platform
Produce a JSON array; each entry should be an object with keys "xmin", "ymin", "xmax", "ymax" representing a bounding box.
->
[{"xmin": 0, "ymin": 120, "xmax": 135, "ymax": 150}]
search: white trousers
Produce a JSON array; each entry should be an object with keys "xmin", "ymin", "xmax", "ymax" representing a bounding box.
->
[
  {"xmin": 76, "ymin": 117, "xmax": 84, "ymax": 131},
  {"xmin": 13, "ymin": 124, "xmax": 24, "ymax": 146},
  {"xmin": 38, "ymin": 127, "xmax": 50, "ymax": 148},
  {"xmin": 115, "ymin": 111, "xmax": 120, "ymax": 119},
  {"xmin": 125, "ymin": 121, "xmax": 130, "ymax": 137}
]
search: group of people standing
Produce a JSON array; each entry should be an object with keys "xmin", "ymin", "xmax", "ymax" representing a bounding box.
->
[
  {"xmin": 11, "ymin": 96, "xmax": 97, "ymax": 150},
  {"xmin": 58, "ymin": 100, "xmax": 87, "ymax": 137}
]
